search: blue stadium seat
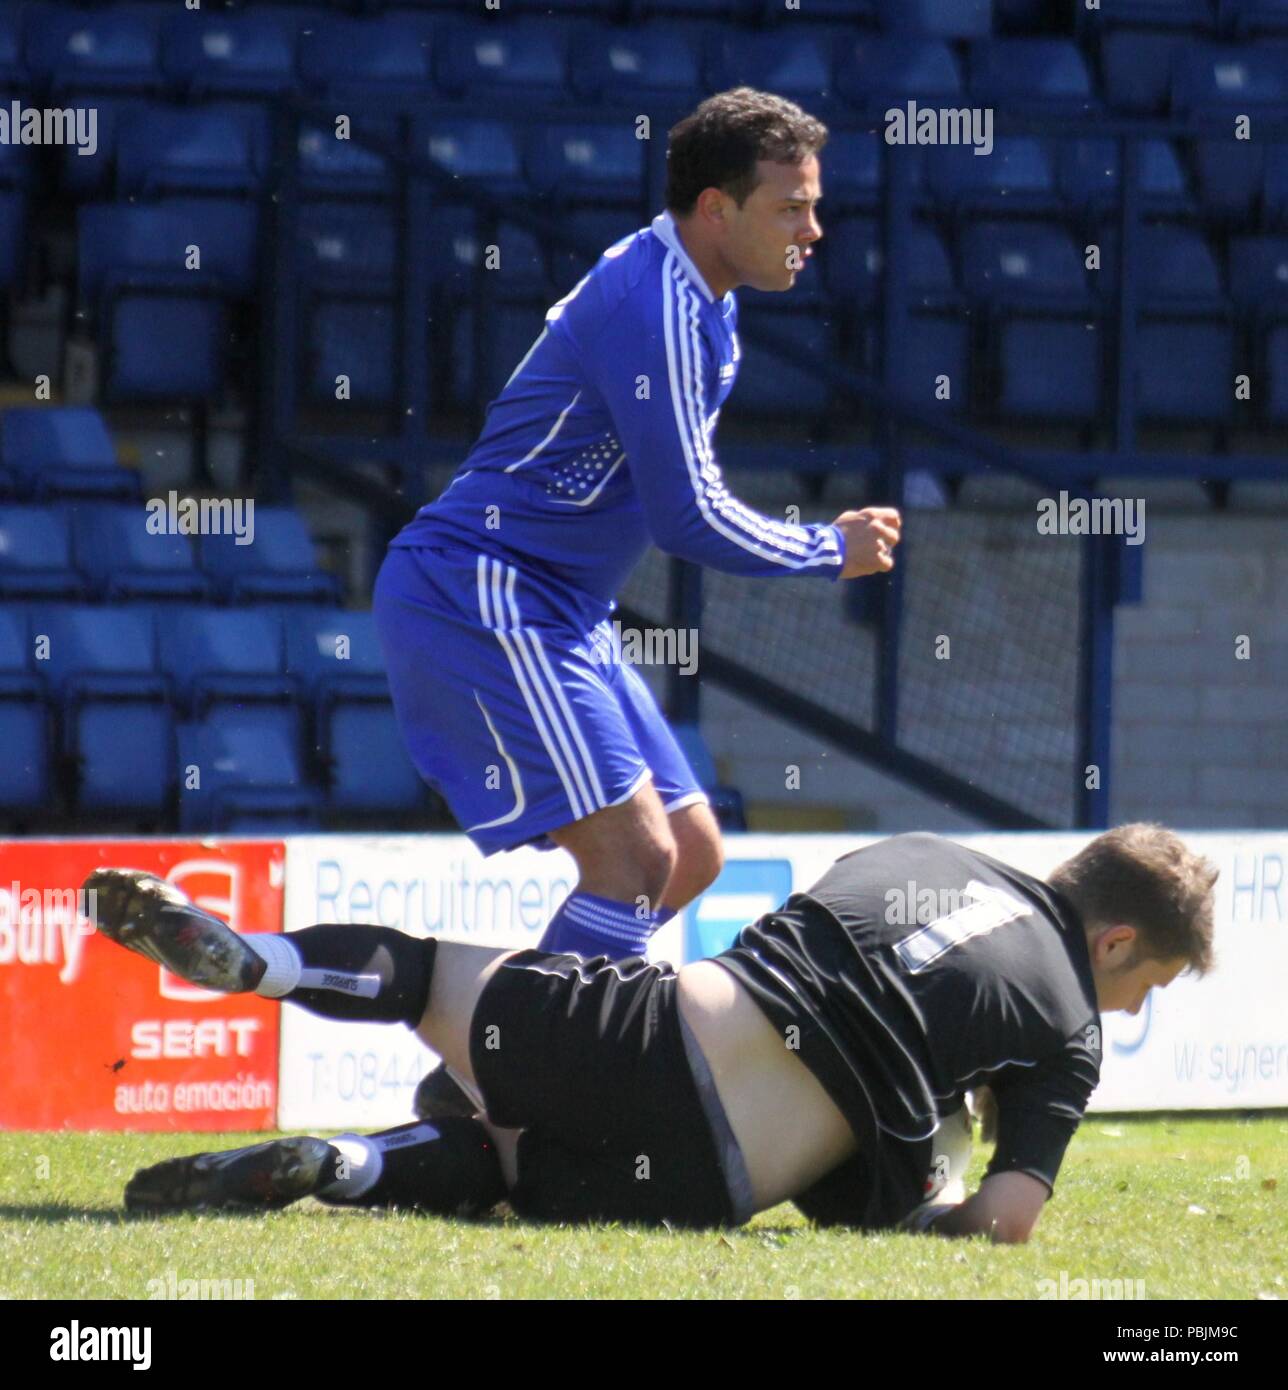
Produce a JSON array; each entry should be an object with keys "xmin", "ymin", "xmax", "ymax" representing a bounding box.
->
[
  {"xmin": 1228, "ymin": 234, "xmax": 1288, "ymax": 316},
  {"xmin": 298, "ymin": 202, "xmax": 398, "ymax": 290},
  {"xmin": 198, "ymin": 507, "xmax": 342, "ymax": 605},
  {"xmin": 309, "ymin": 301, "xmax": 397, "ymax": 408},
  {"xmin": 1230, "ymin": 0, "xmax": 1288, "ymax": 36},
  {"xmin": 285, "ymin": 608, "xmax": 389, "ymax": 707},
  {"xmin": 1059, "ymin": 138, "xmax": 1194, "ymax": 216},
  {"xmin": 27, "ymin": 6, "xmax": 164, "ymax": 95},
  {"xmin": 105, "ymin": 294, "xmax": 226, "ymax": 402},
  {"xmin": 998, "ymin": 321, "xmax": 1103, "ymax": 422},
  {"xmin": 36, "ymin": 603, "xmax": 163, "ymax": 702},
  {"xmin": 1172, "ymin": 43, "xmax": 1288, "ymax": 114},
  {"xmin": 821, "ymin": 129, "xmax": 917, "ymax": 211},
  {"xmin": 416, "ymin": 116, "xmax": 526, "ymax": 200},
  {"xmin": 0, "ymin": 505, "xmax": 85, "ymax": 598},
  {"xmin": 0, "ymin": 122, "xmax": 34, "ymax": 190},
  {"xmin": 1262, "ymin": 144, "xmax": 1288, "ymax": 226},
  {"xmin": 822, "ymin": 217, "xmax": 955, "ymax": 308},
  {"xmin": 177, "ymin": 707, "xmax": 320, "ymax": 832},
  {"xmin": 71, "ymin": 502, "xmax": 211, "ymax": 601},
  {"xmin": 704, "ymin": 28, "xmax": 839, "ymax": 103},
  {"xmin": 926, "ymin": 137, "xmax": 1060, "ymax": 215},
  {"xmin": 568, "ymin": 21, "xmax": 704, "ymax": 105},
  {"xmin": 161, "ymin": 9, "xmax": 300, "ymax": 98},
  {"xmin": 880, "ymin": 0, "xmax": 990, "ymax": 38},
  {"xmin": 0, "ymin": 11, "xmax": 24, "ymax": 84},
  {"xmin": 74, "ymin": 699, "xmax": 174, "ymax": 816},
  {"xmin": 726, "ymin": 305, "xmax": 834, "ymax": 416},
  {"xmin": 433, "ymin": 18, "xmax": 566, "ymax": 102},
  {"xmin": 1138, "ymin": 225, "xmax": 1225, "ymax": 312},
  {"xmin": 836, "ymin": 37, "xmax": 961, "ymax": 110},
  {"xmin": 1101, "ymin": 30, "xmax": 1190, "ymax": 114},
  {"xmin": 425, "ymin": 203, "xmax": 550, "ymax": 294},
  {"xmin": 1, "ymin": 407, "xmax": 138, "ymax": 500},
  {"xmin": 1135, "ymin": 322, "xmax": 1234, "ymax": 423},
  {"xmin": 299, "ymin": 14, "xmax": 433, "ymax": 98},
  {"xmin": 960, "ymin": 221, "xmax": 1090, "ymax": 308},
  {"xmin": 0, "ymin": 190, "xmax": 26, "ymax": 288},
  {"xmin": 524, "ymin": 122, "xmax": 647, "ymax": 202},
  {"xmin": 1194, "ymin": 140, "xmax": 1264, "ymax": 221},
  {"xmin": 297, "ymin": 117, "xmax": 397, "ymax": 198},
  {"xmin": 157, "ymin": 607, "xmax": 296, "ymax": 713},
  {"xmin": 889, "ymin": 313, "xmax": 970, "ymax": 413},
  {"xmin": 79, "ymin": 199, "xmax": 260, "ymax": 304},
  {"xmin": 0, "ymin": 608, "xmax": 39, "ymax": 699},
  {"xmin": 115, "ymin": 104, "xmax": 268, "ymax": 197},
  {"xmin": 325, "ymin": 703, "xmax": 427, "ymax": 815},
  {"xmin": 58, "ymin": 95, "xmax": 126, "ymax": 198},
  {"xmin": 0, "ymin": 696, "xmax": 50, "ymax": 814},
  {"xmin": 968, "ymin": 39, "xmax": 1097, "ymax": 112}
]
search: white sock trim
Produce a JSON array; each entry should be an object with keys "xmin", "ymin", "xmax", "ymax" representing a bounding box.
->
[
  {"xmin": 319, "ymin": 1134, "xmax": 383, "ymax": 1200},
  {"xmin": 245, "ymin": 933, "xmax": 302, "ymax": 998}
]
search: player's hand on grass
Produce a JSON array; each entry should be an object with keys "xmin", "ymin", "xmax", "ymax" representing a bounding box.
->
[{"xmin": 832, "ymin": 506, "xmax": 902, "ymax": 579}]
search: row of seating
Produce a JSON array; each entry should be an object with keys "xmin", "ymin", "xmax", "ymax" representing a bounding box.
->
[
  {"xmin": 0, "ymin": 602, "xmax": 426, "ymax": 827},
  {"xmin": 6, "ymin": 4, "xmax": 1288, "ymax": 119}
]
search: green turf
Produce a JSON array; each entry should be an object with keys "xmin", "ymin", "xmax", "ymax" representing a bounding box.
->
[{"xmin": 2, "ymin": 1117, "xmax": 1284, "ymax": 1300}]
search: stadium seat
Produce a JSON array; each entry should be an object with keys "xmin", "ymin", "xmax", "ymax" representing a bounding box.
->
[
  {"xmin": 71, "ymin": 502, "xmax": 212, "ymax": 601},
  {"xmin": 78, "ymin": 199, "xmax": 260, "ymax": 304},
  {"xmin": 1138, "ymin": 225, "xmax": 1225, "ymax": 313},
  {"xmin": 37, "ymin": 604, "xmax": 164, "ymax": 704},
  {"xmin": 298, "ymin": 201, "xmax": 398, "ymax": 291},
  {"xmin": 73, "ymin": 699, "xmax": 174, "ymax": 816},
  {"xmin": 449, "ymin": 296, "xmax": 551, "ymax": 407},
  {"xmin": 115, "ymin": 104, "xmax": 268, "ymax": 197},
  {"xmin": 704, "ymin": 28, "xmax": 839, "ymax": 105},
  {"xmin": 176, "ymin": 706, "xmax": 320, "ymax": 832},
  {"xmin": 1262, "ymin": 144, "xmax": 1288, "ymax": 226},
  {"xmin": 284, "ymin": 608, "xmax": 389, "ymax": 707},
  {"xmin": 888, "ymin": 313, "xmax": 971, "ymax": 414},
  {"xmin": 297, "ymin": 117, "xmax": 398, "ymax": 199},
  {"xmin": 1058, "ymin": 138, "xmax": 1194, "ymax": 216},
  {"xmin": 0, "ymin": 11, "xmax": 23, "ymax": 85},
  {"xmin": 1228, "ymin": 234, "xmax": 1288, "ymax": 316},
  {"xmin": 0, "ymin": 608, "xmax": 38, "ymax": 700},
  {"xmin": 432, "ymin": 18, "xmax": 567, "ymax": 102},
  {"xmin": 299, "ymin": 14, "xmax": 434, "ymax": 99},
  {"xmin": 879, "ymin": 0, "xmax": 990, "ymax": 39},
  {"xmin": 1230, "ymin": 0, "xmax": 1288, "ymax": 37},
  {"xmin": 0, "ymin": 407, "xmax": 138, "ymax": 500},
  {"xmin": 0, "ymin": 505, "xmax": 86, "ymax": 599},
  {"xmin": 309, "ymin": 300, "xmax": 397, "ymax": 408},
  {"xmin": 959, "ymin": 221, "xmax": 1090, "ymax": 309},
  {"xmin": 161, "ymin": 9, "xmax": 301, "ymax": 98},
  {"xmin": 1100, "ymin": 30, "xmax": 1190, "ymax": 114},
  {"xmin": 835, "ymin": 37, "xmax": 961, "ymax": 111},
  {"xmin": 198, "ymin": 507, "xmax": 342, "ymax": 605},
  {"xmin": 426, "ymin": 203, "xmax": 551, "ymax": 295},
  {"xmin": 0, "ymin": 694, "xmax": 50, "ymax": 815},
  {"xmin": 524, "ymin": 122, "xmax": 647, "ymax": 202},
  {"xmin": 926, "ymin": 137, "xmax": 1060, "ymax": 215},
  {"xmin": 1265, "ymin": 323, "xmax": 1288, "ymax": 420},
  {"xmin": 568, "ymin": 21, "xmax": 704, "ymax": 106},
  {"xmin": 998, "ymin": 321, "xmax": 1103, "ymax": 422},
  {"xmin": 416, "ymin": 116, "xmax": 527, "ymax": 200},
  {"xmin": 822, "ymin": 217, "xmax": 955, "ymax": 309},
  {"xmin": 1172, "ymin": 43, "xmax": 1288, "ymax": 115},
  {"xmin": 58, "ymin": 95, "xmax": 127, "ymax": 198},
  {"xmin": 27, "ymin": 6, "xmax": 164, "ymax": 95},
  {"xmin": 324, "ymin": 703, "xmax": 427, "ymax": 815},
  {"xmin": 1193, "ymin": 140, "xmax": 1265, "ymax": 221},
  {"xmin": 726, "ymin": 304, "xmax": 834, "ymax": 417},
  {"xmin": 157, "ymin": 606, "xmax": 296, "ymax": 714},
  {"xmin": 821, "ymin": 130, "xmax": 924, "ymax": 212},
  {"xmin": 1135, "ymin": 322, "xmax": 1235, "ymax": 423},
  {"xmin": 104, "ymin": 293, "xmax": 227, "ymax": 403},
  {"xmin": 968, "ymin": 39, "xmax": 1098, "ymax": 113}
]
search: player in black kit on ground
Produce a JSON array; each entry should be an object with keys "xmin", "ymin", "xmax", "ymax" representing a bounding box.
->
[{"xmin": 91, "ymin": 824, "xmax": 1216, "ymax": 1243}]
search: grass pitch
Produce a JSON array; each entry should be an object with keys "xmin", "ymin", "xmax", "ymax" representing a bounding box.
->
[{"xmin": 2, "ymin": 1116, "xmax": 1284, "ymax": 1300}]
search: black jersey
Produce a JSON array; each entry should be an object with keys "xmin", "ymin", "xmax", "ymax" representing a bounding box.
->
[{"xmin": 712, "ymin": 832, "xmax": 1102, "ymax": 1228}]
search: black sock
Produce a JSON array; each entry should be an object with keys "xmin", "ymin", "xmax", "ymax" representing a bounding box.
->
[
  {"xmin": 317, "ymin": 1119, "xmax": 506, "ymax": 1217},
  {"xmin": 275, "ymin": 925, "xmax": 437, "ymax": 1026}
]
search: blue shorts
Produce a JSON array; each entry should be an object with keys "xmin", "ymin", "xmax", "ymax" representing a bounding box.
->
[{"xmin": 372, "ymin": 543, "xmax": 708, "ymax": 856}]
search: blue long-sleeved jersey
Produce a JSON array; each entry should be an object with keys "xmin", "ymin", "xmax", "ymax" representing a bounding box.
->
[{"xmin": 389, "ymin": 209, "xmax": 847, "ymax": 618}]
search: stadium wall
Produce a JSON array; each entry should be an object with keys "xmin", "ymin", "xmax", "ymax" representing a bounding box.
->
[{"xmin": 2, "ymin": 830, "xmax": 1284, "ymax": 1132}]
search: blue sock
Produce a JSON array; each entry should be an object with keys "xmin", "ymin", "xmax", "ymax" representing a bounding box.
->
[{"xmin": 538, "ymin": 891, "xmax": 677, "ymax": 960}]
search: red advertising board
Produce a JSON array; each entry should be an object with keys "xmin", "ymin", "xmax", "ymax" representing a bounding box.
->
[{"xmin": 0, "ymin": 840, "xmax": 284, "ymax": 1130}]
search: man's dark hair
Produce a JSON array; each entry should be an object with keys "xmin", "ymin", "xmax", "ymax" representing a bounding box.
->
[
  {"xmin": 665, "ymin": 87, "xmax": 828, "ymax": 216},
  {"xmin": 1048, "ymin": 823, "xmax": 1219, "ymax": 975}
]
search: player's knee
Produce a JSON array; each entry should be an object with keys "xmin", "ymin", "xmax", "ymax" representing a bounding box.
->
[{"xmin": 632, "ymin": 830, "xmax": 678, "ymax": 904}]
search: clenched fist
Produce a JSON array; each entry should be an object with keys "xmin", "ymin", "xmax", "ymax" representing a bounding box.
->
[{"xmin": 831, "ymin": 506, "xmax": 902, "ymax": 579}]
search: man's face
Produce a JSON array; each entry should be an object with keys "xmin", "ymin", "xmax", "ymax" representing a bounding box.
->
[
  {"xmin": 724, "ymin": 156, "xmax": 823, "ymax": 292},
  {"xmin": 1090, "ymin": 928, "xmax": 1188, "ymax": 1014}
]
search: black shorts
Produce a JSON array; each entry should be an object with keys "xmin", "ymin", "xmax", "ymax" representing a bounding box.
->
[{"xmin": 468, "ymin": 949, "xmax": 746, "ymax": 1229}]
